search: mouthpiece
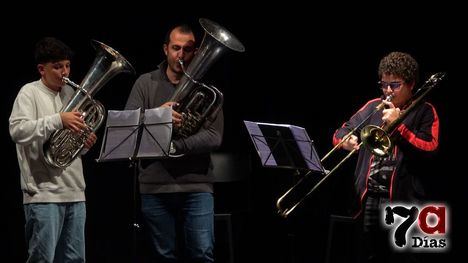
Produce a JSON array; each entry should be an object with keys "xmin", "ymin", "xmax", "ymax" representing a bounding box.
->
[
  {"xmin": 376, "ymin": 95, "xmax": 394, "ymax": 111},
  {"xmin": 62, "ymin": 77, "xmax": 80, "ymax": 90}
]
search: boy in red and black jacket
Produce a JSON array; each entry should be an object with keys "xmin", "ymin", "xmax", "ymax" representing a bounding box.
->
[{"xmin": 333, "ymin": 51, "xmax": 440, "ymax": 262}]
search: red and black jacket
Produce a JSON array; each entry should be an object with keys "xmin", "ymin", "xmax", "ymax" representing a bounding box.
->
[{"xmin": 333, "ymin": 98, "xmax": 440, "ymax": 216}]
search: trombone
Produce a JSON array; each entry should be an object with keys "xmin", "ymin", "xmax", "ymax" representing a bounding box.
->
[{"xmin": 276, "ymin": 72, "xmax": 445, "ymax": 218}]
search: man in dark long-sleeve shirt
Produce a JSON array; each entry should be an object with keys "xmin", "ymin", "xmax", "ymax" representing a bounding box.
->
[{"xmin": 125, "ymin": 23, "xmax": 223, "ymax": 263}]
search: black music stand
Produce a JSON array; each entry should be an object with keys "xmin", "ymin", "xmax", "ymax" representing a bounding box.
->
[
  {"xmin": 243, "ymin": 121, "xmax": 324, "ymax": 173},
  {"xmin": 97, "ymin": 107, "xmax": 172, "ymax": 261},
  {"xmin": 244, "ymin": 121, "xmax": 325, "ymax": 262}
]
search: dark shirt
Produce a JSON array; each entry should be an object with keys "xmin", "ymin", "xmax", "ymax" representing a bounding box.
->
[
  {"xmin": 367, "ymin": 155, "xmax": 396, "ymax": 195},
  {"xmin": 125, "ymin": 62, "xmax": 224, "ymax": 193},
  {"xmin": 333, "ymin": 98, "xmax": 439, "ymax": 215}
]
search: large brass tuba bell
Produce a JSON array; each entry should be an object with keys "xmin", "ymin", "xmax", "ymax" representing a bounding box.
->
[
  {"xmin": 44, "ymin": 40, "xmax": 135, "ymax": 168},
  {"xmin": 171, "ymin": 18, "xmax": 245, "ymax": 138}
]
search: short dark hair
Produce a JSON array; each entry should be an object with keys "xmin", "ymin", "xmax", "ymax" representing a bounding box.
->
[
  {"xmin": 378, "ymin": 51, "xmax": 419, "ymax": 84},
  {"xmin": 163, "ymin": 24, "xmax": 194, "ymax": 45},
  {"xmin": 34, "ymin": 37, "xmax": 74, "ymax": 64}
]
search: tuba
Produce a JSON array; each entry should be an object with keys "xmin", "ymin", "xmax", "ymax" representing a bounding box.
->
[
  {"xmin": 171, "ymin": 18, "xmax": 245, "ymax": 138},
  {"xmin": 44, "ymin": 40, "xmax": 135, "ymax": 168}
]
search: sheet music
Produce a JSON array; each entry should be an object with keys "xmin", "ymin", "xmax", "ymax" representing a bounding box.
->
[
  {"xmin": 97, "ymin": 107, "xmax": 172, "ymax": 161},
  {"xmin": 106, "ymin": 108, "xmax": 141, "ymax": 126},
  {"xmin": 99, "ymin": 109, "xmax": 141, "ymax": 160}
]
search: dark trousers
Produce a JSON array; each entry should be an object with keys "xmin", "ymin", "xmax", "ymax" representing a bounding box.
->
[
  {"xmin": 360, "ymin": 194, "xmax": 425, "ymax": 263},
  {"xmin": 361, "ymin": 194, "xmax": 391, "ymax": 263}
]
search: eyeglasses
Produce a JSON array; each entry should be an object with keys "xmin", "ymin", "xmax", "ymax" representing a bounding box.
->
[{"xmin": 378, "ymin": 81, "xmax": 404, "ymax": 91}]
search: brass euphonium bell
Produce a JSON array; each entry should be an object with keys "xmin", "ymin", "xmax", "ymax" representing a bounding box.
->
[
  {"xmin": 44, "ymin": 40, "xmax": 135, "ymax": 168},
  {"xmin": 171, "ymin": 18, "xmax": 245, "ymax": 139}
]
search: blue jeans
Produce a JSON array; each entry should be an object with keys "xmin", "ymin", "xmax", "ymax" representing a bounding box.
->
[
  {"xmin": 141, "ymin": 193, "xmax": 214, "ymax": 263},
  {"xmin": 24, "ymin": 202, "xmax": 86, "ymax": 263}
]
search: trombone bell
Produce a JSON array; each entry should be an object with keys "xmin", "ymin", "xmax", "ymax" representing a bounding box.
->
[{"xmin": 360, "ymin": 125, "xmax": 392, "ymax": 157}]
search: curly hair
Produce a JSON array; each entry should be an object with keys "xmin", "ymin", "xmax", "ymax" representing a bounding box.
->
[{"xmin": 378, "ymin": 52, "xmax": 419, "ymax": 85}]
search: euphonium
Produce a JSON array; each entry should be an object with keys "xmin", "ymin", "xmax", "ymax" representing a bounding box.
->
[
  {"xmin": 44, "ymin": 40, "xmax": 135, "ymax": 168},
  {"xmin": 171, "ymin": 18, "xmax": 245, "ymax": 138}
]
